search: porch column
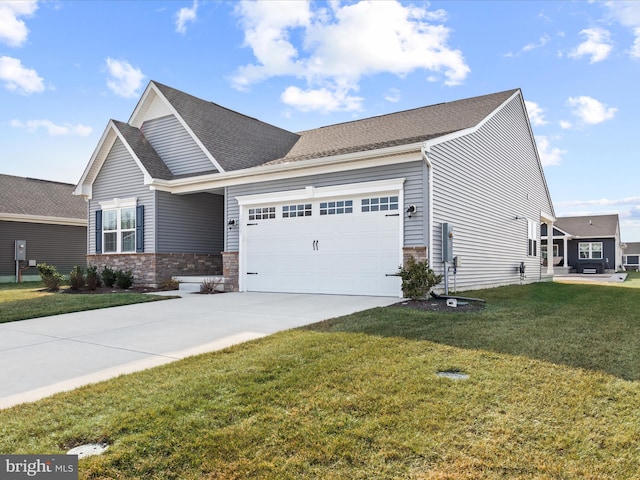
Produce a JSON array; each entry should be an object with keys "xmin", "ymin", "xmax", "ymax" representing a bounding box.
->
[
  {"xmin": 545, "ymin": 220, "xmax": 554, "ymax": 275},
  {"xmin": 563, "ymin": 236, "xmax": 568, "ymax": 267}
]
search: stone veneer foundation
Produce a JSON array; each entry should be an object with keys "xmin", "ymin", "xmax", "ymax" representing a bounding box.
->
[
  {"xmin": 222, "ymin": 251, "xmax": 239, "ymax": 292},
  {"xmin": 403, "ymin": 246, "xmax": 428, "ymax": 264},
  {"xmin": 87, "ymin": 253, "xmax": 222, "ymax": 287}
]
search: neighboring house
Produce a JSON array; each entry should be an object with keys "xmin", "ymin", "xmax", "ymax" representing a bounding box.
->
[
  {"xmin": 0, "ymin": 174, "xmax": 87, "ymax": 282},
  {"xmin": 74, "ymin": 81, "xmax": 555, "ymax": 296},
  {"xmin": 541, "ymin": 214, "xmax": 622, "ymax": 273},
  {"xmin": 622, "ymin": 242, "xmax": 640, "ymax": 271}
]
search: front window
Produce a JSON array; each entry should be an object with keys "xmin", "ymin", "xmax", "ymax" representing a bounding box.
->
[
  {"xmin": 541, "ymin": 244, "xmax": 559, "ymax": 259},
  {"xmin": 104, "ymin": 207, "xmax": 136, "ymax": 253},
  {"xmin": 579, "ymin": 242, "xmax": 602, "ymax": 260}
]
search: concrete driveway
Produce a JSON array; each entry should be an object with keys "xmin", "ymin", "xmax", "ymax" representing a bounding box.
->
[{"xmin": 0, "ymin": 292, "xmax": 398, "ymax": 409}]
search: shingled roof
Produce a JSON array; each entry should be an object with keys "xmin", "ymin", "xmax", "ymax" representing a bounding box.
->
[
  {"xmin": 153, "ymin": 82, "xmax": 300, "ymax": 172},
  {"xmin": 266, "ymin": 89, "xmax": 519, "ymax": 165},
  {"xmin": 112, "ymin": 120, "xmax": 174, "ymax": 180},
  {"xmin": 0, "ymin": 174, "xmax": 86, "ymax": 220},
  {"xmin": 555, "ymin": 214, "xmax": 619, "ymax": 238}
]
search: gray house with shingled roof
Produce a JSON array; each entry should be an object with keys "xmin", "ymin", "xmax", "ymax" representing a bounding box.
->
[
  {"xmin": 75, "ymin": 81, "xmax": 556, "ymax": 296},
  {"xmin": 541, "ymin": 214, "xmax": 622, "ymax": 273},
  {"xmin": 1, "ymin": 174, "xmax": 87, "ymax": 282}
]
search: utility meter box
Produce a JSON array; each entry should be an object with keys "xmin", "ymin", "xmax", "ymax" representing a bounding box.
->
[
  {"xmin": 442, "ymin": 223, "xmax": 453, "ymax": 262},
  {"xmin": 15, "ymin": 240, "xmax": 26, "ymax": 261}
]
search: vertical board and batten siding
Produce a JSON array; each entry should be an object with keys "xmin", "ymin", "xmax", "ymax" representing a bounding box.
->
[
  {"xmin": 88, "ymin": 139, "xmax": 155, "ymax": 254},
  {"xmin": 430, "ymin": 95, "xmax": 553, "ymax": 290},
  {"xmin": 156, "ymin": 191, "xmax": 224, "ymax": 254},
  {"xmin": 0, "ymin": 221, "xmax": 86, "ymax": 278},
  {"xmin": 141, "ymin": 115, "xmax": 216, "ymax": 176},
  {"xmin": 225, "ymin": 161, "xmax": 426, "ymax": 252}
]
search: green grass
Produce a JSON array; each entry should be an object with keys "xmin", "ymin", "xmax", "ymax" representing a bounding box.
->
[
  {"xmin": 0, "ymin": 282, "xmax": 173, "ymax": 324},
  {"xmin": 1, "ymin": 281, "xmax": 640, "ymax": 478}
]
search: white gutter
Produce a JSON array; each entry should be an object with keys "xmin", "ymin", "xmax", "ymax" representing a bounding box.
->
[{"xmin": 421, "ymin": 143, "xmax": 434, "ymax": 268}]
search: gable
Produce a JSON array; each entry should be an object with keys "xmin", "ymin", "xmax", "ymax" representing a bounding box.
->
[{"xmin": 141, "ymin": 115, "xmax": 218, "ymax": 176}]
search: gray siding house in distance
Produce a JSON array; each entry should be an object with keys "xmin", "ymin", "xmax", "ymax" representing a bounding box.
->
[
  {"xmin": 75, "ymin": 81, "xmax": 556, "ymax": 296},
  {"xmin": 0, "ymin": 174, "xmax": 87, "ymax": 282},
  {"xmin": 541, "ymin": 214, "xmax": 622, "ymax": 273}
]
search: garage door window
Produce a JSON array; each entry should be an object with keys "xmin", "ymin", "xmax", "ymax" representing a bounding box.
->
[
  {"xmin": 362, "ymin": 196, "xmax": 398, "ymax": 212},
  {"xmin": 283, "ymin": 204, "xmax": 312, "ymax": 218},
  {"xmin": 248, "ymin": 207, "xmax": 276, "ymax": 220},
  {"xmin": 320, "ymin": 200, "xmax": 353, "ymax": 215}
]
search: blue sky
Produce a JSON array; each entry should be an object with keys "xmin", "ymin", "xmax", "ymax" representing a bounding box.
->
[{"xmin": 2, "ymin": 0, "xmax": 640, "ymax": 240}]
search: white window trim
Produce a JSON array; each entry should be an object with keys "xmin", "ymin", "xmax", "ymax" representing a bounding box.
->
[
  {"xmin": 101, "ymin": 198, "xmax": 137, "ymax": 254},
  {"xmin": 578, "ymin": 241, "xmax": 603, "ymax": 260}
]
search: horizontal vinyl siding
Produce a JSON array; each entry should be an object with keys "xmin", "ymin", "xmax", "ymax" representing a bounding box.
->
[
  {"xmin": 89, "ymin": 139, "xmax": 156, "ymax": 254},
  {"xmin": 156, "ymin": 191, "xmax": 224, "ymax": 254},
  {"xmin": 0, "ymin": 221, "xmax": 86, "ymax": 277},
  {"xmin": 431, "ymin": 95, "xmax": 552, "ymax": 290},
  {"xmin": 142, "ymin": 115, "xmax": 216, "ymax": 175},
  {"xmin": 225, "ymin": 161, "xmax": 425, "ymax": 251}
]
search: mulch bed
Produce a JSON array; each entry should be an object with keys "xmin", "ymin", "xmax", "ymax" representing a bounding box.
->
[
  {"xmin": 391, "ymin": 298, "xmax": 485, "ymax": 312},
  {"xmin": 61, "ymin": 286, "xmax": 170, "ymax": 294}
]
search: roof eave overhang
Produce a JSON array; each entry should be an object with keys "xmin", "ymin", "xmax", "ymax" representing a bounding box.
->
[
  {"xmin": 0, "ymin": 213, "xmax": 87, "ymax": 226},
  {"xmin": 148, "ymin": 141, "xmax": 425, "ymax": 195}
]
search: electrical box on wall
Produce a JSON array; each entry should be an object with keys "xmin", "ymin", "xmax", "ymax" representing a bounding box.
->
[
  {"xmin": 15, "ymin": 240, "xmax": 26, "ymax": 261},
  {"xmin": 442, "ymin": 223, "xmax": 453, "ymax": 262}
]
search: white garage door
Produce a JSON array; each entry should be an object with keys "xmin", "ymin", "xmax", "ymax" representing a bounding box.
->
[{"xmin": 241, "ymin": 191, "xmax": 402, "ymax": 297}]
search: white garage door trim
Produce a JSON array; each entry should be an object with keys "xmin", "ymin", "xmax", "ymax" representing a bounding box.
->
[{"xmin": 236, "ymin": 178, "xmax": 405, "ymax": 297}]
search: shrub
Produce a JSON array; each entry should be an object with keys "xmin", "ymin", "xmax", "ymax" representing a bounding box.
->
[
  {"xmin": 102, "ymin": 266, "xmax": 116, "ymax": 287},
  {"xmin": 160, "ymin": 277, "xmax": 180, "ymax": 290},
  {"xmin": 37, "ymin": 263, "xmax": 64, "ymax": 291},
  {"xmin": 397, "ymin": 256, "xmax": 442, "ymax": 300},
  {"xmin": 86, "ymin": 265, "xmax": 102, "ymax": 290},
  {"xmin": 69, "ymin": 265, "xmax": 85, "ymax": 291},
  {"xmin": 200, "ymin": 277, "xmax": 222, "ymax": 294},
  {"xmin": 115, "ymin": 269, "xmax": 134, "ymax": 289}
]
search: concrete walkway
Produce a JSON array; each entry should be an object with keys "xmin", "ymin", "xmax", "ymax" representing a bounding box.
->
[{"xmin": 0, "ymin": 292, "xmax": 398, "ymax": 409}]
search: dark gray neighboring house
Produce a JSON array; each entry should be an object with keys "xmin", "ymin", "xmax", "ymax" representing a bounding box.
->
[
  {"xmin": 75, "ymin": 81, "xmax": 556, "ymax": 296},
  {"xmin": 0, "ymin": 174, "xmax": 87, "ymax": 282},
  {"xmin": 541, "ymin": 214, "xmax": 622, "ymax": 273}
]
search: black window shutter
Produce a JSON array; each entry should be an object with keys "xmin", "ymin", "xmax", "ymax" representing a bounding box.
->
[
  {"xmin": 95, "ymin": 210, "xmax": 102, "ymax": 254},
  {"xmin": 136, "ymin": 205, "xmax": 144, "ymax": 252}
]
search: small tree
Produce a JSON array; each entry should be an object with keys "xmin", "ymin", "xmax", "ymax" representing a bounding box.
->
[
  {"xmin": 37, "ymin": 263, "xmax": 64, "ymax": 291},
  {"xmin": 397, "ymin": 256, "xmax": 442, "ymax": 300},
  {"xmin": 69, "ymin": 265, "xmax": 85, "ymax": 291}
]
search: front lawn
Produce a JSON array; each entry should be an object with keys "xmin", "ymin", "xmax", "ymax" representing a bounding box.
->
[
  {"xmin": 1, "ymin": 281, "xmax": 639, "ymax": 478},
  {"xmin": 0, "ymin": 282, "xmax": 174, "ymax": 324}
]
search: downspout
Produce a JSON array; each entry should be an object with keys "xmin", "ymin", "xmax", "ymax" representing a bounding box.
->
[{"xmin": 421, "ymin": 143, "xmax": 434, "ymax": 269}]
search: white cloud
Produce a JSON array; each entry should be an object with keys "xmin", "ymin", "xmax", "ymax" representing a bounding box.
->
[
  {"xmin": 105, "ymin": 58, "xmax": 145, "ymax": 98},
  {"xmin": 0, "ymin": 0, "xmax": 38, "ymax": 47},
  {"xmin": 535, "ymin": 135, "xmax": 566, "ymax": 166},
  {"xmin": 604, "ymin": 1, "xmax": 640, "ymax": 58},
  {"xmin": 505, "ymin": 35, "xmax": 550, "ymax": 57},
  {"xmin": 559, "ymin": 120, "xmax": 572, "ymax": 129},
  {"xmin": 557, "ymin": 196, "xmax": 640, "ymax": 208},
  {"xmin": 524, "ymin": 100, "xmax": 547, "ymax": 126},
  {"xmin": 10, "ymin": 119, "xmax": 93, "ymax": 136},
  {"xmin": 0, "ymin": 55, "xmax": 44, "ymax": 94},
  {"xmin": 568, "ymin": 28, "xmax": 613, "ymax": 63},
  {"xmin": 176, "ymin": 0, "xmax": 198, "ymax": 34},
  {"xmin": 281, "ymin": 85, "xmax": 363, "ymax": 113},
  {"xmin": 232, "ymin": 0, "xmax": 469, "ymax": 112},
  {"xmin": 567, "ymin": 96, "xmax": 617, "ymax": 125},
  {"xmin": 384, "ymin": 88, "xmax": 401, "ymax": 103}
]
